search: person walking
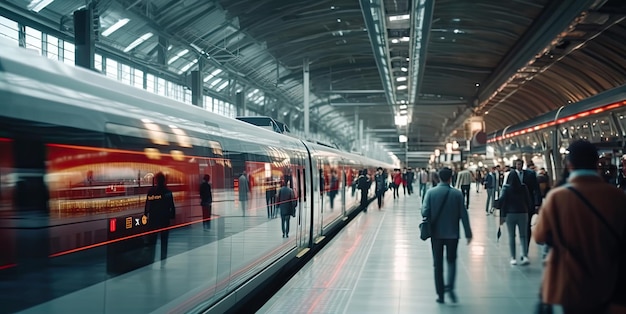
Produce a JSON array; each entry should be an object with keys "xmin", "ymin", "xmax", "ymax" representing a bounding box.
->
[
  {"xmin": 513, "ymin": 159, "xmax": 541, "ymax": 253},
  {"xmin": 455, "ymin": 166, "xmax": 473, "ymax": 209},
  {"xmin": 499, "ymin": 171, "xmax": 532, "ymax": 266},
  {"xmin": 392, "ymin": 169, "xmax": 402, "ymax": 199},
  {"xmin": 419, "ymin": 168, "xmax": 430, "ymax": 199},
  {"xmin": 357, "ymin": 169, "xmax": 371, "ymax": 210},
  {"xmin": 200, "ymin": 174, "xmax": 213, "ymax": 229},
  {"xmin": 484, "ymin": 167, "xmax": 496, "ymax": 215},
  {"xmin": 238, "ymin": 171, "xmax": 249, "ymax": 214},
  {"xmin": 276, "ymin": 180, "xmax": 296, "ymax": 238},
  {"xmin": 144, "ymin": 172, "xmax": 176, "ymax": 264},
  {"xmin": 328, "ymin": 170, "xmax": 339, "ymax": 210},
  {"xmin": 534, "ymin": 140, "xmax": 626, "ymax": 313},
  {"xmin": 374, "ymin": 167, "xmax": 386, "ymax": 209},
  {"xmin": 421, "ymin": 167, "xmax": 473, "ymax": 304}
]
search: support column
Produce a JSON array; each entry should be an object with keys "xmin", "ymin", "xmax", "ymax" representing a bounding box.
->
[
  {"xmin": 354, "ymin": 107, "xmax": 359, "ymax": 150},
  {"xmin": 236, "ymin": 91, "xmax": 245, "ymax": 116},
  {"xmin": 359, "ymin": 120, "xmax": 364, "ymax": 153},
  {"xmin": 74, "ymin": 8, "xmax": 95, "ymax": 70},
  {"xmin": 303, "ymin": 58, "xmax": 310, "ymax": 138},
  {"xmin": 157, "ymin": 36, "xmax": 168, "ymax": 66},
  {"xmin": 191, "ymin": 70, "xmax": 203, "ymax": 107}
]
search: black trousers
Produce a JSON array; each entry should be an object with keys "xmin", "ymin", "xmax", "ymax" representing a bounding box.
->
[
  {"xmin": 360, "ymin": 189, "xmax": 368, "ymax": 209},
  {"xmin": 431, "ymin": 238, "xmax": 459, "ymax": 298},
  {"xmin": 149, "ymin": 227, "xmax": 170, "ymax": 261},
  {"xmin": 376, "ymin": 191, "xmax": 383, "ymax": 208},
  {"xmin": 202, "ymin": 205, "xmax": 212, "ymax": 229}
]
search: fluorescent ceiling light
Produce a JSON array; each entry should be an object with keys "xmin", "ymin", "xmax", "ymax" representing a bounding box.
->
[
  {"xmin": 397, "ymin": 85, "xmax": 407, "ymax": 90},
  {"xmin": 124, "ymin": 32, "xmax": 153, "ymax": 52},
  {"xmin": 391, "ymin": 39, "xmax": 399, "ymax": 44},
  {"xmin": 395, "ymin": 115, "xmax": 408, "ymax": 126},
  {"xmin": 168, "ymin": 49, "xmax": 189, "ymax": 64},
  {"xmin": 399, "ymin": 105, "xmax": 408, "ymax": 109},
  {"xmin": 400, "ymin": 36, "xmax": 410, "ymax": 42},
  {"xmin": 399, "ymin": 135, "xmax": 407, "ymax": 143},
  {"xmin": 401, "ymin": 67, "xmax": 408, "ymax": 72},
  {"xmin": 399, "ymin": 109, "xmax": 408, "ymax": 114},
  {"xmin": 396, "ymin": 77, "xmax": 407, "ymax": 82},
  {"xmin": 102, "ymin": 18, "xmax": 130, "ymax": 37},
  {"xmin": 389, "ymin": 14, "xmax": 410, "ymax": 21},
  {"xmin": 28, "ymin": 0, "xmax": 54, "ymax": 12}
]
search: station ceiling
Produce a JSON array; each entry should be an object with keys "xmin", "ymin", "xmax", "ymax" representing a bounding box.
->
[{"xmin": 3, "ymin": 0, "xmax": 626, "ymax": 165}]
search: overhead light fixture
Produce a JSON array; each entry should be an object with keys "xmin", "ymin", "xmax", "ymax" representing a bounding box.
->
[
  {"xmin": 124, "ymin": 32, "xmax": 153, "ymax": 52},
  {"xmin": 102, "ymin": 18, "xmax": 130, "ymax": 37},
  {"xmin": 401, "ymin": 67, "xmax": 408, "ymax": 72},
  {"xmin": 28, "ymin": 0, "xmax": 54, "ymax": 12},
  {"xmin": 397, "ymin": 85, "xmax": 407, "ymax": 90},
  {"xmin": 400, "ymin": 36, "xmax": 410, "ymax": 42},
  {"xmin": 394, "ymin": 115, "xmax": 408, "ymax": 126},
  {"xmin": 399, "ymin": 105, "xmax": 408, "ymax": 109},
  {"xmin": 391, "ymin": 38, "xmax": 399, "ymax": 44},
  {"xmin": 389, "ymin": 14, "xmax": 410, "ymax": 21},
  {"xmin": 399, "ymin": 135, "xmax": 408, "ymax": 143},
  {"xmin": 399, "ymin": 109, "xmax": 408, "ymax": 114},
  {"xmin": 396, "ymin": 77, "xmax": 407, "ymax": 82}
]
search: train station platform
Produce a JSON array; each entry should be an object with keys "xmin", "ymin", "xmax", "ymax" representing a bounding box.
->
[{"xmin": 259, "ymin": 185, "xmax": 548, "ymax": 313}]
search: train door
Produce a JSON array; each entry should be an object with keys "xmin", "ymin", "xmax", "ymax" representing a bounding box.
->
[
  {"xmin": 294, "ymin": 152, "xmax": 309, "ymax": 249},
  {"xmin": 341, "ymin": 162, "xmax": 347, "ymax": 215}
]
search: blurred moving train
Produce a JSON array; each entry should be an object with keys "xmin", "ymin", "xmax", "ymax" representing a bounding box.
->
[
  {"xmin": 0, "ymin": 43, "xmax": 393, "ymax": 313},
  {"xmin": 486, "ymin": 84, "xmax": 626, "ymax": 183}
]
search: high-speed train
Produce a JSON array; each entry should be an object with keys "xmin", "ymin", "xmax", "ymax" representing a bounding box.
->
[
  {"xmin": 0, "ymin": 43, "xmax": 393, "ymax": 313},
  {"xmin": 486, "ymin": 84, "xmax": 626, "ymax": 183}
]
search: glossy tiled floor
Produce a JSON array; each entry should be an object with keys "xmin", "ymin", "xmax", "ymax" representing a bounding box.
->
[{"xmin": 259, "ymin": 184, "xmax": 553, "ymax": 313}]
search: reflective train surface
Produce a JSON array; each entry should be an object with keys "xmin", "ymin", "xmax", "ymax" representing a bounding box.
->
[
  {"xmin": 0, "ymin": 44, "xmax": 393, "ymax": 313},
  {"xmin": 487, "ymin": 84, "xmax": 626, "ymax": 183}
]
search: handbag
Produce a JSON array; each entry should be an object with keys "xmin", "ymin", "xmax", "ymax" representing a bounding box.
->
[{"xmin": 419, "ymin": 189, "xmax": 450, "ymax": 241}]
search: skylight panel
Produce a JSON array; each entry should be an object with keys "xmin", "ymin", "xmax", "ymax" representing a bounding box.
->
[
  {"xmin": 178, "ymin": 59, "xmax": 198, "ymax": 74},
  {"xmin": 216, "ymin": 81, "xmax": 229, "ymax": 91},
  {"xmin": 124, "ymin": 32, "xmax": 153, "ymax": 52},
  {"xmin": 168, "ymin": 49, "xmax": 189, "ymax": 64},
  {"xmin": 208, "ymin": 78, "xmax": 223, "ymax": 88},
  {"xmin": 28, "ymin": 0, "xmax": 54, "ymax": 12},
  {"xmin": 102, "ymin": 18, "xmax": 130, "ymax": 37}
]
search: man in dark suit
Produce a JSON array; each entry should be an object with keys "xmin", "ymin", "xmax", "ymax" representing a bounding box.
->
[
  {"xmin": 512, "ymin": 159, "xmax": 541, "ymax": 253},
  {"xmin": 421, "ymin": 167, "xmax": 473, "ymax": 304},
  {"xmin": 145, "ymin": 172, "xmax": 176, "ymax": 264}
]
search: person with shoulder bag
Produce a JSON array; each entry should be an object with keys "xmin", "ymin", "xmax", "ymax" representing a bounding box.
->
[
  {"xmin": 534, "ymin": 140, "xmax": 626, "ymax": 314},
  {"xmin": 420, "ymin": 167, "xmax": 472, "ymax": 304}
]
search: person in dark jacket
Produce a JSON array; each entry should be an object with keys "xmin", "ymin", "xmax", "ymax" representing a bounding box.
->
[
  {"xmin": 328, "ymin": 170, "xmax": 339, "ymax": 210},
  {"xmin": 145, "ymin": 172, "xmax": 176, "ymax": 263},
  {"xmin": 374, "ymin": 167, "xmax": 386, "ymax": 209},
  {"xmin": 265, "ymin": 177, "xmax": 277, "ymax": 219},
  {"xmin": 484, "ymin": 167, "xmax": 496, "ymax": 215},
  {"xmin": 499, "ymin": 171, "xmax": 532, "ymax": 266},
  {"xmin": 276, "ymin": 180, "xmax": 295, "ymax": 238},
  {"xmin": 200, "ymin": 174, "xmax": 213, "ymax": 229},
  {"xmin": 357, "ymin": 169, "xmax": 371, "ymax": 211},
  {"xmin": 421, "ymin": 167, "xmax": 473, "ymax": 304}
]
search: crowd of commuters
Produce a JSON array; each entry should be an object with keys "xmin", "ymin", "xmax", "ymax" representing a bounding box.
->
[{"xmin": 414, "ymin": 140, "xmax": 625, "ymax": 313}]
